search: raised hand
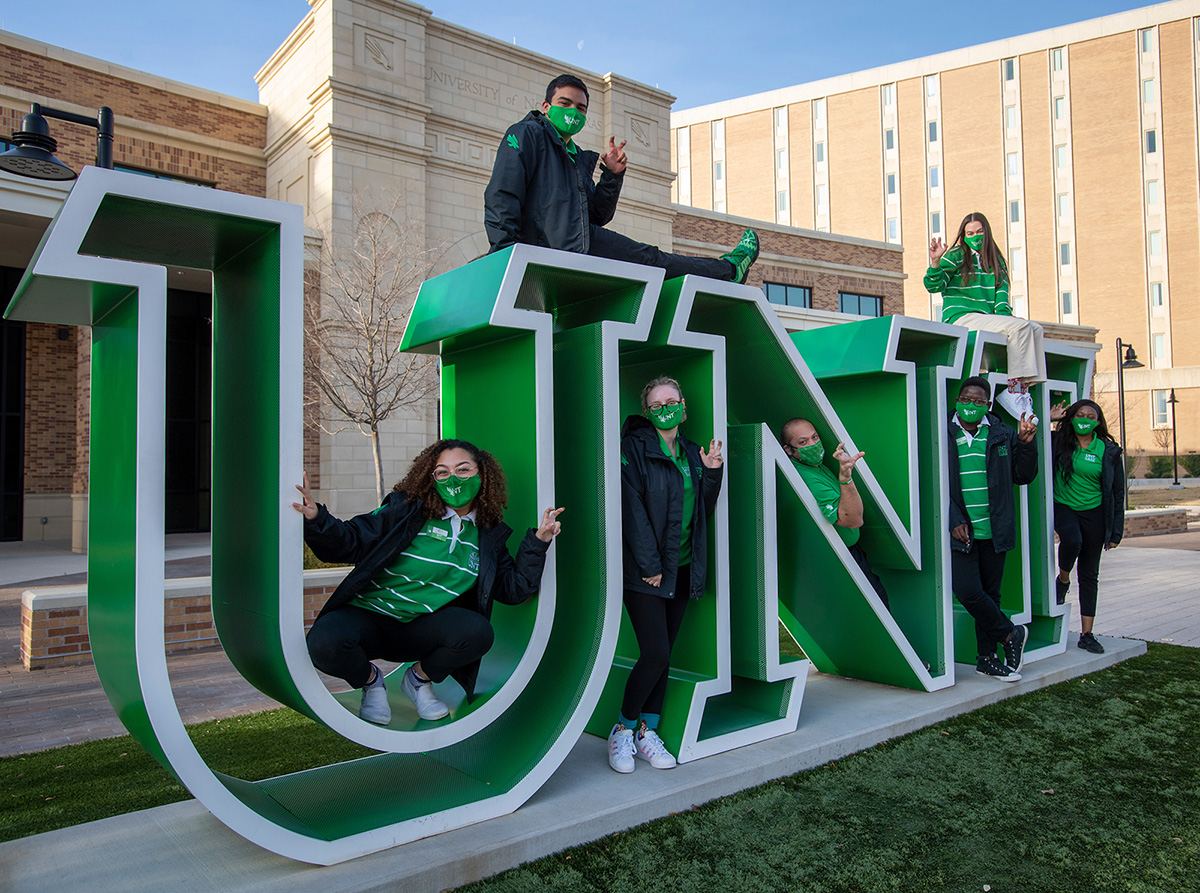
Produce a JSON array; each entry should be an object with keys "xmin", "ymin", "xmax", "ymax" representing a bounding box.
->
[
  {"xmin": 833, "ymin": 442, "xmax": 865, "ymax": 483},
  {"xmin": 700, "ymin": 439, "xmax": 724, "ymax": 468},
  {"xmin": 536, "ymin": 506, "xmax": 565, "ymax": 543},
  {"xmin": 1018, "ymin": 412, "xmax": 1038, "ymax": 443},
  {"xmin": 291, "ymin": 470, "xmax": 318, "ymax": 520},
  {"xmin": 929, "ymin": 236, "xmax": 947, "ymax": 266},
  {"xmin": 601, "ymin": 137, "xmax": 628, "ymax": 174}
]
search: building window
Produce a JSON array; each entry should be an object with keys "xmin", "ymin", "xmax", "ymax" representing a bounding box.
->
[
  {"xmin": 1010, "ymin": 246, "xmax": 1022, "ymax": 273},
  {"xmin": 885, "ymin": 128, "xmax": 895, "ymax": 150},
  {"xmin": 776, "ymin": 148, "xmax": 787, "ymax": 175},
  {"xmin": 1052, "ymin": 47, "xmax": 1064, "ymax": 71},
  {"xmin": 1149, "ymin": 231, "xmax": 1162, "ymax": 255},
  {"xmin": 1056, "ymin": 145, "xmax": 1069, "ymax": 169},
  {"xmin": 815, "ymin": 141, "xmax": 825, "ymax": 163},
  {"xmin": 1005, "ymin": 105, "xmax": 1017, "ymax": 130},
  {"xmin": 1153, "ymin": 333, "xmax": 1166, "ymax": 360},
  {"xmin": 715, "ymin": 200, "xmax": 726, "ymax": 213},
  {"xmin": 1009, "ymin": 200, "xmax": 1020, "ymax": 223},
  {"xmin": 1060, "ymin": 242, "xmax": 1071, "ymax": 265},
  {"xmin": 1054, "ymin": 97, "xmax": 1067, "ymax": 120},
  {"xmin": 931, "ymin": 211, "xmax": 942, "ymax": 234},
  {"xmin": 1147, "ymin": 180, "xmax": 1160, "ymax": 204},
  {"xmin": 816, "ymin": 184, "xmax": 828, "ymax": 212},
  {"xmin": 1146, "ymin": 130, "xmax": 1158, "ymax": 153},
  {"xmin": 887, "ymin": 217, "xmax": 899, "ymax": 242},
  {"xmin": 1141, "ymin": 28, "xmax": 1154, "ymax": 54},
  {"xmin": 839, "ymin": 292, "xmax": 883, "ymax": 317},
  {"xmin": 1151, "ymin": 282, "xmax": 1164, "ymax": 313},
  {"xmin": 887, "ymin": 173, "xmax": 897, "ymax": 195},
  {"xmin": 1153, "ymin": 389, "xmax": 1169, "ymax": 427},
  {"xmin": 928, "ymin": 121, "xmax": 938, "ymax": 142},
  {"xmin": 813, "ymin": 98, "xmax": 826, "ymax": 122},
  {"xmin": 714, "ymin": 160, "xmax": 724, "ymax": 182},
  {"xmin": 929, "ymin": 165, "xmax": 940, "ymax": 188},
  {"xmin": 1143, "ymin": 79, "xmax": 1155, "ymax": 104},
  {"xmin": 1061, "ymin": 291, "xmax": 1073, "ymax": 315},
  {"xmin": 1003, "ymin": 58, "xmax": 1016, "ymax": 81},
  {"xmin": 676, "ymin": 128, "xmax": 691, "ymax": 205},
  {"xmin": 1007, "ymin": 152, "xmax": 1020, "ymax": 177},
  {"xmin": 925, "ymin": 75, "xmax": 938, "ymax": 97},
  {"xmin": 1057, "ymin": 192, "xmax": 1070, "ymax": 217},
  {"xmin": 774, "ymin": 106, "xmax": 787, "ymax": 130},
  {"xmin": 764, "ymin": 282, "xmax": 812, "ymax": 308},
  {"xmin": 882, "ymin": 83, "xmax": 895, "ymax": 106}
]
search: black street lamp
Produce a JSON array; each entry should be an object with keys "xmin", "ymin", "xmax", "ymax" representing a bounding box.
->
[
  {"xmin": 1167, "ymin": 388, "xmax": 1180, "ymax": 487},
  {"xmin": 0, "ymin": 103, "xmax": 114, "ymax": 180},
  {"xmin": 1115, "ymin": 338, "xmax": 1144, "ymax": 511}
]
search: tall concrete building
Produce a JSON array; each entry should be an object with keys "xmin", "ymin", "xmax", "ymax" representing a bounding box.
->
[{"xmin": 670, "ymin": 0, "xmax": 1200, "ymax": 457}]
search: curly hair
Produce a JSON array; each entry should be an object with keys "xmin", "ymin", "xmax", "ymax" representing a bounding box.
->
[
  {"xmin": 393, "ymin": 438, "xmax": 509, "ymax": 528},
  {"xmin": 1052, "ymin": 399, "xmax": 1114, "ymax": 483}
]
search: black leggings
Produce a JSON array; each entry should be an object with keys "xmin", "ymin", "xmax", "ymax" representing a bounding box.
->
[
  {"xmin": 1055, "ymin": 502, "xmax": 1105, "ymax": 617},
  {"xmin": 950, "ymin": 538, "xmax": 1015, "ymax": 657},
  {"xmin": 307, "ymin": 604, "xmax": 494, "ymax": 689},
  {"xmin": 621, "ymin": 564, "xmax": 692, "ymax": 719}
]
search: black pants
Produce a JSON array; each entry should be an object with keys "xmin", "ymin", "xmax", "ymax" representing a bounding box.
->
[
  {"xmin": 588, "ymin": 225, "xmax": 734, "ymax": 281},
  {"xmin": 849, "ymin": 542, "xmax": 889, "ymax": 610},
  {"xmin": 951, "ymin": 538, "xmax": 1014, "ymax": 657},
  {"xmin": 1055, "ymin": 502, "xmax": 1105, "ymax": 617},
  {"xmin": 307, "ymin": 604, "xmax": 494, "ymax": 690},
  {"xmin": 621, "ymin": 564, "xmax": 692, "ymax": 719}
]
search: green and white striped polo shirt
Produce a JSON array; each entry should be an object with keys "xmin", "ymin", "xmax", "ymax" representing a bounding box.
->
[
  {"xmin": 350, "ymin": 512, "xmax": 480, "ymax": 623},
  {"xmin": 954, "ymin": 417, "xmax": 992, "ymax": 541},
  {"xmin": 925, "ymin": 247, "xmax": 1011, "ymax": 324}
]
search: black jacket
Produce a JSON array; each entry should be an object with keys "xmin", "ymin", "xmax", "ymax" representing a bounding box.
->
[
  {"xmin": 304, "ymin": 492, "xmax": 549, "ymax": 701},
  {"xmin": 1053, "ymin": 432, "xmax": 1126, "ymax": 546},
  {"xmin": 947, "ymin": 414, "xmax": 1038, "ymax": 554},
  {"xmin": 483, "ymin": 110, "xmax": 624, "ymax": 254},
  {"xmin": 620, "ymin": 415, "xmax": 723, "ymax": 598}
]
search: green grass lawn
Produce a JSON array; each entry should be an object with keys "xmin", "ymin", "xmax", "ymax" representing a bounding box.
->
[{"xmin": 3, "ymin": 644, "xmax": 1198, "ymax": 892}]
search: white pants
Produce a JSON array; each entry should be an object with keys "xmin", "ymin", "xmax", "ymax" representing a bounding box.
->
[{"xmin": 956, "ymin": 313, "xmax": 1047, "ymax": 383}]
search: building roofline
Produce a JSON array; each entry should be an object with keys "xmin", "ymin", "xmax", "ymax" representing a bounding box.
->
[{"xmin": 671, "ymin": 0, "xmax": 1199, "ymax": 126}]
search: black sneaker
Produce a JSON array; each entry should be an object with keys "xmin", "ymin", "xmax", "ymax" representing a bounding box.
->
[
  {"xmin": 1003, "ymin": 625, "xmax": 1028, "ymax": 672},
  {"xmin": 1078, "ymin": 632, "xmax": 1106, "ymax": 654},
  {"xmin": 976, "ymin": 653, "xmax": 1021, "ymax": 683},
  {"xmin": 1055, "ymin": 576, "xmax": 1070, "ymax": 606}
]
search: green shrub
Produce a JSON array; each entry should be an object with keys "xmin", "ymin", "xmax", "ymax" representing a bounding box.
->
[
  {"xmin": 1180, "ymin": 453, "xmax": 1200, "ymax": 478},
  {"xmin": 1147, "ymin": 455, "xmax": 1175, "ymax": 478}
]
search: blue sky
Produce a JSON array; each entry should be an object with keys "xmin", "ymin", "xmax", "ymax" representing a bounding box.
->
[{"xmin": 1, "ymin": 0, "xmax": 1157, "ymax": 110}]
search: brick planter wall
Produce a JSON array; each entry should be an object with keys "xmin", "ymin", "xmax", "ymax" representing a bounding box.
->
[
  {"xmin": 21, "ymin": 569, "xmax": 348, "ymax": 670},
  {"xmin": 1123, "ymin": 508, "xmax": 1191, "ymax": 537}
]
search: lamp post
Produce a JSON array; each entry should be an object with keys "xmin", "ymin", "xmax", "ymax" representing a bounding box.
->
[
  {"xmin": 0, "ymin": 103, "xmax": 114, "ymax": 180},
  {"xmin": 1167, "ymin": 388, "xmax": 1180, "ymax": 487},
  {"xmin": 1115, "ymin": 338, "xmax": 1144, "ymax": 511}
]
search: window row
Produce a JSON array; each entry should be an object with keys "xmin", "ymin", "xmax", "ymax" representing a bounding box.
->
[{"xmin": 762, "ymin": 284, "xmax": 884, "ymax": 318}]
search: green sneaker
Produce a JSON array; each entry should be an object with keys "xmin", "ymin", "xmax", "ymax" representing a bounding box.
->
[{"xmin": 720, "ymin": 228, "xmax": 760, "ymax": 284}]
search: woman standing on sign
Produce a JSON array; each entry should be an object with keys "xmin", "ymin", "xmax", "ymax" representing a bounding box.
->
[
  {"xmin": 1052, "ymin": 400, "xmax": 1125, "ymax": 654},
  {"xmin": 294, "ymin": 439, "xmax": 563, "ymax": 725},
  {"xmin": 609, "ymin": 375, "xmax": 723, "ymax": 774},
  {"xmin": 925, "ymin": 212, "xmax": 1051, "ymax": 423}
]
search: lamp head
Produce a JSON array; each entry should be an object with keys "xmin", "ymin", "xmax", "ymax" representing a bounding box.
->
[
  {"xmin": 1121, "ymin": 345, "xmax": 1144, "ymax": 369},
  {"xmin": 0, "ymin": 109, "xmax": 77, "ymax": 181}
]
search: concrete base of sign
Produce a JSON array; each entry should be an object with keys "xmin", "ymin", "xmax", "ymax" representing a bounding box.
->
[{"xmin": 0, "ymin": 635, "xmax": 1145, "ymax": 893}]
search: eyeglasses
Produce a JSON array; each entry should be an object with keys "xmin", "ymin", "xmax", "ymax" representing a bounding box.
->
[
  {"xmin": 432, "ymin": 463, "xmax": 478, "ymax": 481},
  {"xmin": 958, "ymin": 397, "xmax": 989, "ymax": 407},
  {"xmin": 647, "ymin": 399, "xmax": 681, "ymax": 412}
]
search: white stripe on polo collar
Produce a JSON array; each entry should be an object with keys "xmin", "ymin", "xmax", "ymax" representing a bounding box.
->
[{"xmin": 441, "ymin": 506, "xmax": 477, "ymax": 551}]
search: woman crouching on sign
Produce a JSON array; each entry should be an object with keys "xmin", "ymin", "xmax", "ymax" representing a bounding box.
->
[
  {"xmin": 610, "ymin": 375, "xmax": 723, "ymax": 774},
  {"xmin": 293, "ymin": 439, "xmax": 563, "ymax": 725}
]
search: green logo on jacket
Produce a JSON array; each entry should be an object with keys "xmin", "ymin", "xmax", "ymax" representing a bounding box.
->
[{"xmin": 506, "ymin": 134, "xmax": 519, "ymax": 150}]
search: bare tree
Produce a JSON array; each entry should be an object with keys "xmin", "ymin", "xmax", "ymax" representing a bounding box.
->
[{"xmin": 305, "ymin": 187, "xmax": 441, "ymax": 503}]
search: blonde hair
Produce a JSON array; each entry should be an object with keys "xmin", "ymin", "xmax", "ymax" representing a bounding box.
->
[{"xmin": 640, "ymin": 375, "xmax": 685, "ymax": 417}]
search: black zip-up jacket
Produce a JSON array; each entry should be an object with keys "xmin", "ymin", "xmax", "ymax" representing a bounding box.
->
[
  {"xmin": 304, "ymin": 492, "xmax": 549, "ymax": 701},
  {"xmin": 621, "ymin": 415, "xmax": 723, "ymax": 599},
  {"xmin": 1052, "ymin": 432, "xmax": 1126, "ymax": 546},
  {"xmin": 947, "ymin": 413, "xmax": 1038, "ymax": 554},
  {"xmin": 484, "ymin": 110, "xmax": 624, "ymax": 254}
]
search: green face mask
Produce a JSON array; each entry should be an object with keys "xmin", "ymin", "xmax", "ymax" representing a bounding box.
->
[
  {"xmin": 648, "ymin": 403, "xmax": 684, "ymax": 430},
  {"xmin": 956, "ymin": 401, "xmax": 987, "ymax": 424},
  {"xmin": 795, "ymin": 442, "xmax": 825, "ymax": 467},
  {"xmin": 545, "ymin": 104, "xmax": 587, "ymax": 139},
  {"xmin": 1072, "ymin": 417, "xmax": 1099, "ymax": 435},
  {"xmin": 964, "ymin": 234, "xmax": 985, "ymax": 252},
  {"xmin": 436, "ymin": 473, "xmax": 481, "ymax": 508}
]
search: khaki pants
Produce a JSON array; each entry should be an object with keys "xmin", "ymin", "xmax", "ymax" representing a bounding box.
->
[{"xmin": 956, "ymin": 313, "xmax": 1047, "ymax": 383}]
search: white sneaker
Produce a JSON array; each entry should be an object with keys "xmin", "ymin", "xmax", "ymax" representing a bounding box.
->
[
  {"xmin": 635, "ymin": 728, "xmax": 678, "ymax": 769},
  {"xmin": 359, "ymin": 664, "xmax": 391, "ymax": 724},
  {"xmin": 401, "ymin": 667, "xmax": 450, "ymax": 720},
  {"xmin": 608, "ymin": 724, "xmax": 635, "ymax": 774},
  {"xmin": 994, "ymin": 386, "xmax": 1023, "ymax": 420}
]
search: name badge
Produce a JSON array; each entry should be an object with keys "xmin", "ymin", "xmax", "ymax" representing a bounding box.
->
[{"xmin": 428, "ymin": 527, "xmax": 449, "ymax": 541}]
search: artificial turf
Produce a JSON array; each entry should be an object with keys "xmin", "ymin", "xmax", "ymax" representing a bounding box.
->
[{"xmin": 1, "ymin": 644, "xmax": 1196, "ymax": 893}]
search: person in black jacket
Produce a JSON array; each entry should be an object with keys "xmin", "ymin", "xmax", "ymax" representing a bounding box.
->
[
  {"xmin": 484, "ymin": 74, "xmax": 761, "ymax": 283},
  {"xmin": 609, "ymin": 375, "xmax": 723, "ymax": 774},
  {"xmin": 293, "ymin": 439, "xmax": 562, "ymax": 725},
  {"xmin": 1051, "ymin": 399, "xmax": 1125, "ymax": 654},
  {"xmin": 948, "ymin": 377, "xmax": 1037, "ymax": 682}
]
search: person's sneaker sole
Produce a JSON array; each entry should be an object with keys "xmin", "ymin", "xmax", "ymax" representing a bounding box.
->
[{"xmin": 976, "ymin": 667, "xmax": 1022, "ymax": 683}]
